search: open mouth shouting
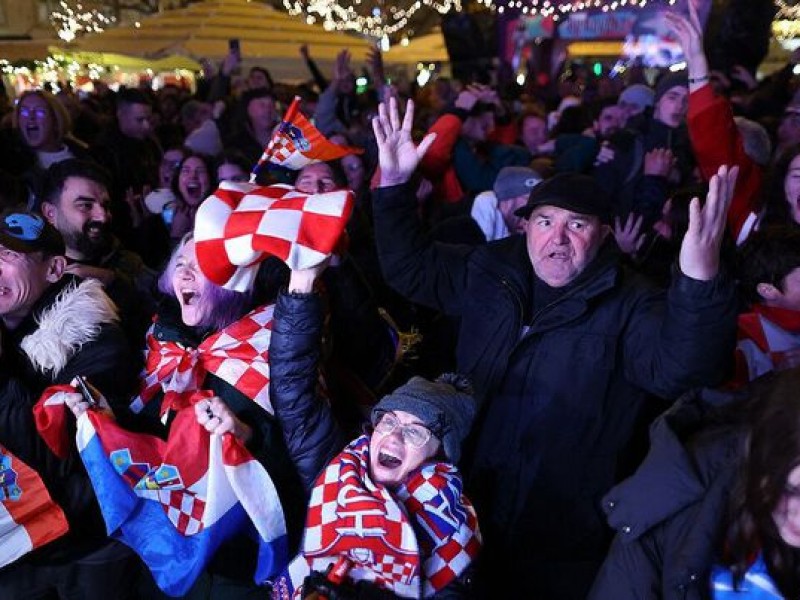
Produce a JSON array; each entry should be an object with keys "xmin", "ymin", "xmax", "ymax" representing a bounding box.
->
[
  {"xmin": 183, "ymin": 182, "xmax": 206, "ymax": 206},
  {"xmin": 177, "ymin": 285, "xmax": 206, "ymax": 326},
  {"xmin": 22, "ymin": 121, "xmax": 49, "ymax": 149},
  {"xmin": 370, "ymin": 440, "xmax": 409, "ymax": 487},
  {"xmin": 377, "ymin": 449, "xmax": 402, "ymax": 469}
]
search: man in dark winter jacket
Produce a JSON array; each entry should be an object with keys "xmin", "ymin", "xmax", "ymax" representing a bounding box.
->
[
  {"xmin": 370, "ymin": 98, "xmax": 739, "ymax": 599},
  {"xmin": 0, "ymin": 211, "xmax": 141, "ymax": 599}
]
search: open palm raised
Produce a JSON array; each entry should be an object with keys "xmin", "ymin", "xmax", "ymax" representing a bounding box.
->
[{"xmin": 373, "ymin": 97, "xmax": 437, "ymax": 188}]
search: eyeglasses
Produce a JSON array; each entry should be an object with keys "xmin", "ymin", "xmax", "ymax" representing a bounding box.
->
[
  {"xmin": 19, "ymin": 107, "xmax": 48, "ymax": 119},
  {"xmin": 374, "ymin": 412, "xmax": 433, "ymax": 448}
]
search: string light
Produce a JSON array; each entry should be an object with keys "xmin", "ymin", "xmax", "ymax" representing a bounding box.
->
[
  {"xmin": 50, "ymin": 0, "xmax": 116, "ymax": 43},
  {"xmin": 283, "ymin": 0, "xmax": 461, "ymax": 38},
  {"xmin": 775, "ymin": 0, "xmax": 800, "ymax": 20}
]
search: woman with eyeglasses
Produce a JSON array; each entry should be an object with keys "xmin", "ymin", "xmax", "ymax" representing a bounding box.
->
[
  {"xmin": 2, "ymin": 90, "xmax": 92, "ymax": 201},
  {"xmin": 267, "ymin": 263, "xmax": 481, "ymax": 599},
  {"xmin": 590, "ymin": 369, "xmax": 800, "ymax": 599}
]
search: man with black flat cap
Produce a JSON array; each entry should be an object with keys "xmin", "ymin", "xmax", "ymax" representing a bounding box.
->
[{"xmin": 370, "ymin": 98, "xmax": 740, "ymax": 599}]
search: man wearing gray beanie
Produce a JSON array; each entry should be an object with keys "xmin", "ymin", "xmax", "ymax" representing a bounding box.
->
[
  {"xmin": 471, "ymin": 166, "xmax": 542, "ymax": 240},
  {"xmin": 618, "ymin": 83, "xmax": 655, "ymax": 122}
]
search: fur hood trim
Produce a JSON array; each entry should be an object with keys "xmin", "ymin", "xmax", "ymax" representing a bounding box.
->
[{"xmin": 21, "ymin": 278, "xmax": 119, "ymax": 376}]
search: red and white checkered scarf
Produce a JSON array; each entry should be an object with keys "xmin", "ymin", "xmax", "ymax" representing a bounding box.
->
[
  {"xmin": 273, "ymin": 435, "xmax": 480, "ymax": 599},
  {"xmin": 130, "ymin": 304, "xmax": 274, "ymax": 417}
]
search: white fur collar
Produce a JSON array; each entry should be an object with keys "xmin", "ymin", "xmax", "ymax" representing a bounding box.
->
[{"xmin": 21, "ymin": 278, "xmax": 119, "ymax": 376}]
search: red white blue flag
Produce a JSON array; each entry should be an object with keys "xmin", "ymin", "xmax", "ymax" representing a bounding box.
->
[
  {"xmin": 0, "ymin": 444, "xmax": 69, "ymax": 568},
  {"xmin": 253, "ymin": 96, "xmax": 362, "ymax": 176},
  {"xmin": 76, "ymin": 408, "xmax": 288, "ymax": 597}
]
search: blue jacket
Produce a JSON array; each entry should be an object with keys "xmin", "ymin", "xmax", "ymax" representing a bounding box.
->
[{"xmin": 268, "ymin": 290, "xmax": 345, "ymax": 492}]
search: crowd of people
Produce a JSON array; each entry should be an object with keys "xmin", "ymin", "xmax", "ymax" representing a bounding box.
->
[{"xmin": 5, "ymin": 3, "xmax": 800, "ymax": 598}]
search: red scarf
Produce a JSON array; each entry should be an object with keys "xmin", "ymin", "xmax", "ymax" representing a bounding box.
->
[{"xmin": 272, "ymin": 435, "xmax": 480, "ymax": 599}]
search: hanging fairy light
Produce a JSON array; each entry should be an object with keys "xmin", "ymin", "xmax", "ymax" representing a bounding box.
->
[
  {"xmin": 283, "ymin": 0, "xmax": 461, "ymax": 38},
  {"xmin": 775, "ymin": 0, "xmax": 800, "ymax": 19},
  {"xmin": 50, "ymin": 1, "xmax": 116, "ymax": 43},
  {"xmin": 479, "ymin": 0, "xmax": 670, "ymax": 22},
  {"xmin": 282, "ymin": 0, "xmax": 694, "ymax": 39}
]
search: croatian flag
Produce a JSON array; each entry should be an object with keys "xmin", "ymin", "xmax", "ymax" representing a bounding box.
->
[
  {"xmin": 252, "ymin": 96, "xmax": 362, "ymax": 177},
  {"xmin": 0, "ymin": 444, "xmax": 69, "ymax": 568},
  {"xmin": 76, "ymin": 408, "xmax": 288, "ymax": 597}
]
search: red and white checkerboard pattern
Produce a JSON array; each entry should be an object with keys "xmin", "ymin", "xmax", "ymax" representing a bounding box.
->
[
  {"xmin": 398, "ymin": 464, "xmax": 481, "ymax": 596},
  {"xmin": 195, "ymin": 181, "xmax": 353, "ymax": 292},
  {"xmin": 372, "ymin": 554, "xmax": 417, "ymax": 586},
  {"xmin": 161, "ymin": 489, "xmax": 206, "ymax": 536},
  {"xmin": 262, "ymin": 135, "xmax": 299, "ymax": 168},
  {"xmin": 131, "ymin": 305, "xmax": 274, "ymax": 415},
  {"xmin": 303, "ymin": 437, "xmax": 421, "ymax": 598}
]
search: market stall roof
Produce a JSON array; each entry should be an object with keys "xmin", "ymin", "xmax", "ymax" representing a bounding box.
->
[
  {"xmin": 66, "ymin": 0, "xmax": 375, "ymax": 76},
  {"xmin": 48, "ymin": 46, "xmax": 201, "ymax": 71},
  {"xmin": 382, "ymin": 29, "xmax": 448, "ymax": 64},
  {"xmin": 0, "ymin": 39, "xmax": 54, "ymax": 61}
]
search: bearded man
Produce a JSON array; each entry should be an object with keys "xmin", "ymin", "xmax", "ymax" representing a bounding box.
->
[{"xmin": 40, "ymin": 159, "xmax": 158, "ymax": 343}]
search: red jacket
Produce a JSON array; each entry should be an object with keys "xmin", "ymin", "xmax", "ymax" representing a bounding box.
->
[
  {"xmin": 688, "ymin": 84, "xmax": 763, "ymax": 244},
  {"xmin": 420, "ymin": 113, "xmax": 466, "ymax": 203}
]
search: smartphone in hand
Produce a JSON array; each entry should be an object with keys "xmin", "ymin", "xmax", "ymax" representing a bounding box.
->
[
  {"xmin": 74, "ymin": 376, "xmax": 98, "ymax": 408},
  {"xmin": 229, "ymin": 38, "xmax": 241, "ymax": 59}
]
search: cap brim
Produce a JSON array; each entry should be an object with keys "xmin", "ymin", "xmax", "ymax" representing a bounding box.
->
[
  {"xmin": 0, "ymin": 231, "xmax": 36, "ymax": 253},
  {"xmin": 514, "ymin": 199, "xmax": 610, "ymax": 223}
]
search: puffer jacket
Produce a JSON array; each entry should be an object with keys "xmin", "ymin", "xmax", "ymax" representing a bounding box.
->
[
  {"xmin": 372, "ymin": 183, "xmax": 738, "ymax": 591},
  {"xmin": 268, "ymin": 289, "xmax": 476, "ymax": 598},
  {"xmin": 0, "ymin": 275, "xmax": 138, "ymax": 565},
  {"xmin": 267, "ymin": 290, "xmax": 344, "ymax": 492},
  {"xmin": 589, "ymin": 388, "xmax": 747, "ymax": 600}
]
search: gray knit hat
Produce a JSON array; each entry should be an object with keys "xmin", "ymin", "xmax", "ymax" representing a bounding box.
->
[
  {"xmin": 493, "ymin": 167, "xmax": 542, "ymax": 202},
  {"xmin": 734, "ymin": 116, "xmax": 772, "ymax": 167},
  {"xmin": 370, "ymin": 374, "xmax": 476, "ymax": 464},
  {"xmin": 618, "ymin": 84, "xmax": 655, "ymax": 112}
]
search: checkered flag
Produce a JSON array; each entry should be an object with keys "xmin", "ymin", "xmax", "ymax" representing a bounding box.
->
[{"xmin": 194, "ymin": 181, "xmax": 353, "ymax": 292}]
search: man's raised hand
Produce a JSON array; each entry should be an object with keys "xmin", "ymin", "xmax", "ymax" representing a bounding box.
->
[
  {"xmin": 374, "ymin": 97, "xmax": 436, "ymax": 188},
  {"xmin": 678, "ymin": 165, "xmax": 739, "ymax": 281}
]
